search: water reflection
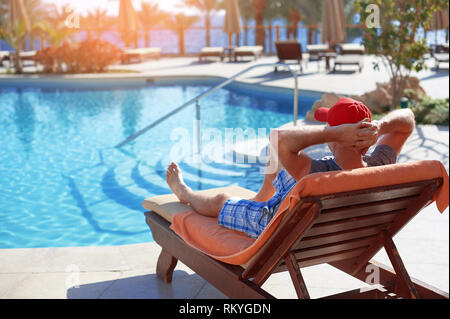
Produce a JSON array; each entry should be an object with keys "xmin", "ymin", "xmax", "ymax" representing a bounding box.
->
[
  {"xmin": 119, "ymin": 90, "xmax": 144, "ymax": 140},
  {"xmin": 13, "ymin": 89, "xmax": 35, "ymax": 156}
]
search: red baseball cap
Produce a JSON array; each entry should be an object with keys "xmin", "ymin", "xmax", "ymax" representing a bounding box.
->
[{"xmin": 314, "ymin": 98, "xmax": 371, "ymax": 126}]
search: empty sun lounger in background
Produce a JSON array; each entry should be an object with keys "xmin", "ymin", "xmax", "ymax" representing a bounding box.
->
[
  {"xmin": 0, "ymin": 51, "xmax": 10, "ymax": 66},
  {"xmin": 274, "ymin": 40, "xmax": 310, "ymax": 73},
  {"xmin": 5, "ymin": 51, "xmax": 37, "ymax": 67},
  {"xmin": 233, "ymin": 46, "xmax": 264, "ymax": 61},
  {"xmin": 199, "ymin": 47, "xmax": 225, "ymax": 62},
  {"xmin": 333, "ymin": 44, "xmax": 365, "ymax": 73},
  {"xmin": 432, "ymin": 44, "xmax": 449, "ymax": 70},
  {"xmin": 306, "ymin": 44, "xmax": 329, "ymax": 68},
  {"xmin": 19, "ymin": 50, "xmax": 36, "ymax": 62},
  {"xmin": 121, "ymin": 48, "xmax": 162, "ymax": 64},
  {"xmin": 144, "ymin": 161, "xmax": 449, "ymax": 299}
]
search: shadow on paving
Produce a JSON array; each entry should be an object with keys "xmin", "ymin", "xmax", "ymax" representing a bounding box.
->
[{"xmin": 66, "ymin": 270, "xmax": 213, "ymax": 299}]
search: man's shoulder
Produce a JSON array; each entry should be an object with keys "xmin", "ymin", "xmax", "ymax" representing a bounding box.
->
[{"xmin": 364, "ymin": 144, "xmax": 398, "ymax": 167}]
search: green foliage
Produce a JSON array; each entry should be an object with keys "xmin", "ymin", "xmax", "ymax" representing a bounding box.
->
[
  {"xmin": 356, "ymin": 0, "xmax": 449, "ymax": 108},
  {"xmin": 406, "ymin": 92, "xmax": 449, "ymax": 125}
]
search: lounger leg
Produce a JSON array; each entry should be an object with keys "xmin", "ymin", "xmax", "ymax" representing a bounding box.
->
[
  {"xmin": 382, "ymin": 232, "xmax": 419, "ymax": 299},
  {"xmin": 285, "ymin": 252, "xmax": 310, "ymax": 299},
  {"xmin": 156, "ymin": 249, "xmax": 178, "ymax": 283}
]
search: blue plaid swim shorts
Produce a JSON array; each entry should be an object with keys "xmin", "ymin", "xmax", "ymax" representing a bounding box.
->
[
  {"xmin": 218, "ymin": 169, "xmax": 297, "ymax": 238},
  {"xmin": 218, "ymin": 144, "xmax": 398, "ymax": 238}
]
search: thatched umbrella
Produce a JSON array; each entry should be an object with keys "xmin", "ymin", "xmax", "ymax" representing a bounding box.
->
[
  {"xmin": 321, "ymin": 0, "xmax": 346, "ymax": 46},
  {"xmin": 223, "ymin": 0, "xmax": 242, "ymax": 46},
  {"xmin": 428, "ymin": 9, "xmax": 449, "ymax": 31},
  {"xmin": 118, "ymin": 0, "xmax": 139, "ymax": 48},
  {"xmin": 428, "ymin": 9, "xmax": 449, "ymax": 45}
]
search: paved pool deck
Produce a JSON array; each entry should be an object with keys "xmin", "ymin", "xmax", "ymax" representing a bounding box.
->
[
  {"xmin": 1, "ymin": 54, "xmax": 449, "ymax": 100},
  {"xmin": 0, "ymin": 56, "xmax": 448, "ymax": 299},
  {"xmin": 108, "ymin": 55, "xmax": 450, "ymax": 99}
]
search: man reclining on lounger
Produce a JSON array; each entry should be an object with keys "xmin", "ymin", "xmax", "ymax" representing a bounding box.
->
[{"xmin": 165, "ymin": 98, "xmax": 416, "ymax": 238}]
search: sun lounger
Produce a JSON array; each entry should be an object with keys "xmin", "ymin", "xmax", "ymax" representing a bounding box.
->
[
  {"xmin": 199, "ymin": 47, "xmax": 225, "ymax": 62},
  {"xmin": 4, "ymin": 51, "xmax": 37, "ymax": 67},
  {"xmin": 333, "ymin": 44, "xmax": 365, "ymax": 73},
  {"xmin": 0, "ymin": 50, "xmax": 10, "ymax": 66},
  {"xmin": 233, "ymin": 46, "xmax": 264, "ymax": 61},
  {"xmin": 121, "ymin": 48, "xmax": 162, "ymax": 64},
  {"xmin": 19, "ymin": 50, "xmax": 36, "ymax": 61},
  {"xmin": 432, "ymin": 44, "xmax": 449, "ymax": 70},
  {"xmin": 274, "ymin": 40, "xmax": 310, "ymax": 73},
  {"xmin": 144, "ymin": 161, "xmax": 449, "ymax": 299},
  {"xmin": 306, "ymin": 44, "xmax": 329, "ymax": 60}
]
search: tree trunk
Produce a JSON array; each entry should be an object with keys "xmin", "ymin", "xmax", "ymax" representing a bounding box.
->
[
  {"xmin": 205, "ymin": 14, "xmax": 211, "ymax": 47},
  {"xmin": 14, "ymin": 51, "xmax": 23, "ymax": 74},
  {"xmin": 252, "ymin": 0, "xmax": 267, "ymax": 48},
  {"xmin": 179, "ymin": 27, "xmax": 185, "ymax": 55},
  {"xmin": 145, "ymin": 29, "xmax": 150, "ymax": 47},
  {"xmin": 268, "ymin": 24, "xmax": 273, "ymax": 54},
  {"xmin": 255, "ymin": 13, "xmax": 265, "ymax": 47},
  {"xmin": 244, "ymin": 23, "xmax": 249, "ymax": 45}
]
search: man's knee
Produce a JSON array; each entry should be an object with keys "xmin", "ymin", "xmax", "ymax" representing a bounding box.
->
[{"xmin": 214, "ymin": 193, "xmax": 230, "ymax": 207}]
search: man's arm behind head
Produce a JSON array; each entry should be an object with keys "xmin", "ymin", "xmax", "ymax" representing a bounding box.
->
[{"xmin": 374, "ymin": 108, "xmax": 416, "ymax": 156}]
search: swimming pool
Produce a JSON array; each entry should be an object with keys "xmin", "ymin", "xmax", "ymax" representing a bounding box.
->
[{"xmin": 0, "ymin": 78, "xmax": 318, "ymax": 248}]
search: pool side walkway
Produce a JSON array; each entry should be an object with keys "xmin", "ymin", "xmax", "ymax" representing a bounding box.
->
[
  {"xmin": 108, "ymin": 55, "xmax": 449, "ymax": 99},
  {"xmin": 0, "ymin": 125, "xmax": 448, "ymax": 299},
  {"xmin": 1, "ymin": 55, "xmax": 448, "ymax": 100}
]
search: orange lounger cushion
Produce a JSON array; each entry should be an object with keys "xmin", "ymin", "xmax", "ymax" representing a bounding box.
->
[{"xmin": 169, "ymin": 160, "xmax": 449, "ymax": 266}]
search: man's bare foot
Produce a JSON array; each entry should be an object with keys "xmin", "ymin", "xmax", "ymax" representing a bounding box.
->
[{"xmin": 166, "ymin": 162, "xmax": 191, "ymax": 204}]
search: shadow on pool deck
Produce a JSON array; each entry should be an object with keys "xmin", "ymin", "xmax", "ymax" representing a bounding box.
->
[{"xmin": 66, "ymin": 270, "xmax": 224, "ymax": 299}]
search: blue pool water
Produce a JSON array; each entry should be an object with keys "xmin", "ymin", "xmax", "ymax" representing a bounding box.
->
[{"xmin": 0, "ymin": 79, "xmax": 317, "ymax": 248}]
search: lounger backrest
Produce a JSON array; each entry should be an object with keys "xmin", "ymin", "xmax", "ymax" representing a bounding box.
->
[
  {"xmin": 435, "ymin": 44, "xmax": 449, "ymax": 54},
  {"xmin": 243, "ymin": 178, "xmax": 442, "ymax": 283},
  {"xmin": 337, "ymin": 44, "xmax": 365, "ymax": 55},
  {"xmin": 275, "ymin": 41, "xmax": 303, "ymax": 60}
]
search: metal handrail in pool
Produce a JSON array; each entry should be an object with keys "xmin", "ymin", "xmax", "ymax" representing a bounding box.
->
[{"xmin": 114, "ymin": 62, "xmax": 299, "ymax": 149}]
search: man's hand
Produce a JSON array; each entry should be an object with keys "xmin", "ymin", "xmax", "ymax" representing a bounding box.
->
[
  {"xmin": 333, "ymin": 119, "xmax": 379, "ymax": 151},
  {"xmin": 357, "ymin": 120, "xmax": 381, "ymax": 151}
]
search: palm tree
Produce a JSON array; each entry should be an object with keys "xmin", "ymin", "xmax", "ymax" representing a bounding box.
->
[
  {"xmin": 23, "ymin": 0, "xmax": 49, "ymax": 50},
  {"xmin": 84, "ymin": 8, "xmax": 112, "ymax": 40},
  {"xmin": 238, "ymin": 0, "xmax": 253, "ymax": 45},
  {"xmin": 38, "ymin": 3, "xmax": 76, "ymax": 47},
  {"xmin": 182, "ymin": 0, "xmax": 217, "ymax": 47},
  {"xmin": 252, "ymin": 0, "xmax": 267, "ymax": 47},
  {"xmin": 0, "ymin": 20, "xmax": 29, "ymax": 73},
  {"xmin": 166, "ymin": 13, "xmax": 199, "ymax": 55},
  {"xmin": 0, "ymin": 1, "xmax": 7, "ymax": 28},
  {"xmin": 263, "ymin": 0, "xmax": 283, "ymax": 53},
  {"xmin": 269, "ymin": 1, "xmax": 302, "ymax": 39},
  {"xmin": 138, "ymin": 2, "xmax": 168, "ymax": 47},
  {"xmin": 291, "ymin": 0, "xmax": 322, "ymax": 44}
]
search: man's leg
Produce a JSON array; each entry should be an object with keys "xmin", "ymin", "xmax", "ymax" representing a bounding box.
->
[
  {"xmin": 166, "ymin": 162, "xmax": 230, "ymax": 217},
  {"xmin": 250, "ymin": 132, "xmax": 284, "ymax": 202}
]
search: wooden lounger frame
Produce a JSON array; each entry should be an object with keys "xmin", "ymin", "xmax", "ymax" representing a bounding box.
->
[{"xmin": 145, "ymin": 178, "xmax": 448, "ymax": 299}]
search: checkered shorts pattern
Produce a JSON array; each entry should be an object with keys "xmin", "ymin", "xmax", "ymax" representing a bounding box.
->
[{"xmin": 218, "ymin": 169, "xmax": 297, "ymax": 238}]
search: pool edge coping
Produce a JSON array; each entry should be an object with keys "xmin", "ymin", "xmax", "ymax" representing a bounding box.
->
[{"xmin": 0, "ymin": 73, "xmax": 348, "ymax": 99}]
